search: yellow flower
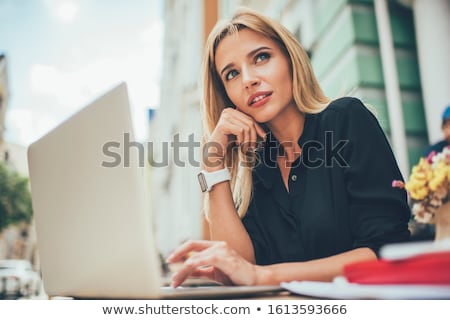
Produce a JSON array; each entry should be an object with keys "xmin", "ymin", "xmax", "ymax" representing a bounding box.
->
[{"xmin": 393, "ymin": 146, "xmax": 450, "ymax": 223}]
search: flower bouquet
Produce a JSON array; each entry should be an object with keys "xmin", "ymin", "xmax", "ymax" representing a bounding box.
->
[{"xmin": 393, "ymin": 146, "xmax": 450, "ymax": 240}]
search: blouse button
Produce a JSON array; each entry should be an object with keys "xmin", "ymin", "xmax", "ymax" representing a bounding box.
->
[{"xmin": 291, "ymin": 175, "xmax": 297, "ymax": 182}]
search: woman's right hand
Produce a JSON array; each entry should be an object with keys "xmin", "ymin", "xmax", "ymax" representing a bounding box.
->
[
  {"xmin": 166, "ymin": 240, "xmax": 262, "ymax": 287},
  {"xmin": 204, "ymin": 108, "xmax": 266, "ymax": 170}
]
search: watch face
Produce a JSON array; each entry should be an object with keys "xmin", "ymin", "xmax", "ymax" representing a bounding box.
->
[{"xmin": 197, "ymin": 172, "xmax": 208, "ymax": 192}]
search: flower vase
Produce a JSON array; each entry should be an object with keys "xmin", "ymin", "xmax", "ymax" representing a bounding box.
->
[{"xmin": 435, "ymin": 201, "xmax": 450, "ymax": 241}]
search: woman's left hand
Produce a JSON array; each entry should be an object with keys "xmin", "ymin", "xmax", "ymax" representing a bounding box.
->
[{"xmin": 166, "ymin": 240, "xmax": 259, "ymax": 287}]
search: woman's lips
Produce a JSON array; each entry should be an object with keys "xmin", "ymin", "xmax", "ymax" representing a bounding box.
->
[{"xmin": 248, "ymin": 92, "xmax": 273, "ymax": 108}]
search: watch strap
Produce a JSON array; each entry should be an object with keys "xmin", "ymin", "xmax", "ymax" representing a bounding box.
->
[{"xmin": 197, "ymin": 168, "xmax": 231, "ymax": 192}]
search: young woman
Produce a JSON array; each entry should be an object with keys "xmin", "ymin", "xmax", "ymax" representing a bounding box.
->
[{"xmin": 167, "ymin": 8, "xmax": 410, "ymax": 287}]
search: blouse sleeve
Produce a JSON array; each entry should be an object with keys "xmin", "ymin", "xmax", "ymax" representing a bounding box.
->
[{"xmin": 340, "ymin": 98, "xmax": 411, "ymax": 256}]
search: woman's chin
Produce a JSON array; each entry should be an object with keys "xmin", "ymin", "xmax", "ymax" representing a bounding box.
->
[{"xmin": 253, "ymin": 114, "xmax": 274, "ymax": 125}]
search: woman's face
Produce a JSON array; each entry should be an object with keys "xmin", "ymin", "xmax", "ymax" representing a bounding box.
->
[{"xmin": 215, "ymin": 28, "xmax": 296, "ymax": 124}]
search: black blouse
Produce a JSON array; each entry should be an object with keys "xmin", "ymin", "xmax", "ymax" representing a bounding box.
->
[{"xmin": 242, "ymin": 97, "xmax": 411, "ymax": 265}]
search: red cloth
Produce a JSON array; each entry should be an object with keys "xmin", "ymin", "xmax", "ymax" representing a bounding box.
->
[{"xmin": 344, "ymin": 252, "xmax": 450, "ymax": 285}]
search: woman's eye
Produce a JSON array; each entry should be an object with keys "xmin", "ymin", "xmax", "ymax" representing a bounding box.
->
[
  {"xmin": 255, "ymin": 52, "xmax": 270, "ymax": 63},
  {"xmin": 226, "ymin": 70, "xmax": 238, "ymax": 81}
]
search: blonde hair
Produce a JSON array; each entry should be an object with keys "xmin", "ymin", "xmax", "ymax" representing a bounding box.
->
[{"xmin": 201, "ymin": 8, "xmax": 330, "ymax": 219}]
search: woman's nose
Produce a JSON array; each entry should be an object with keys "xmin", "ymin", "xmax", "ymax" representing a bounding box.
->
[{"xmin": 241, "ymin": 67, "xmax": 260, "ymax": 89}]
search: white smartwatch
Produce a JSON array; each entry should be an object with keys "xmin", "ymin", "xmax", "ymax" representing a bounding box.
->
[{"xmin": 197, "ymin": 168, "xmax": 231, "ymax": 192}]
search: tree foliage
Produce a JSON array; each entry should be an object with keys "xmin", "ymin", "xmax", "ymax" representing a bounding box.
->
[{"xmin": 0, "ymin": 161, "xmax": 33, "ymax": 232}]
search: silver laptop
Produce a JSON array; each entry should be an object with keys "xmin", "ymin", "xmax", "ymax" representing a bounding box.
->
[{"xmin": 27, "ymin": 82, "xmax": 283, "ymax": 299}]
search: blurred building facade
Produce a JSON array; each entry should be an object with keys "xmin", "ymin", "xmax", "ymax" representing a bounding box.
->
[
  {"xmin": 0, "ymin": 54, "xmax": 7, "ymax": 147},
  {"xmin": 152, "ymin": 0, "xmax": 449, "ymax": 253},
  {"xmin": 149, "ymin": 0, "xmax": 207, "ymax": 254},
  {"xmin": 0, "ymin": 54, "xmax": 28, "ymax": 175},
  {"xmin": 0, "ymin": 54, "xmax": 37, "ymax": 265}
]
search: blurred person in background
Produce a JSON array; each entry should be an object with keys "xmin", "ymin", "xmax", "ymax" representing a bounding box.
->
[
  {"xmin": 167, "ymin": 8, "xmax": 410, "ymax": 287},
  {"xmin": 423, "ymin": 105, "xmax": 450, "ymax": 156}
]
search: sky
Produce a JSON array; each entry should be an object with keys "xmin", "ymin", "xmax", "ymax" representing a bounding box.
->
[{"xmin": 0, "ymin": 0, "xmax": 163, "ymax": 145}]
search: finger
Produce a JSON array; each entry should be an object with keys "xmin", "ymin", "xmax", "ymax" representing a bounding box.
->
[
  {"xmin": 166, "ymin": 240, "xmax": 216, "ymax": 263},
  {"xmin": 190, "ymin": 267, "xmax": 229, "ymax": 285},
  {"xmin": 190, "ymin": 266, "xmax": 215, "ymax": 278},
  {"xmin": 229, "ymin": 109, "xmax": 266, "ymax": 140},
  {"xmin": 173, "ymin": 244, "xmax": 255, "ymax": 287},
  {"xmin": 243, "ymin": 123, "xmax": 250, "ymax": 151},
  {"xmin": 254, "ymin": 122, "xmax": 266, "ymax": 139},
  {"xmin": 171, "ymin": 253, "xmax": 217, "ymax": 287},
  {"xmin": 235, "ymin": 118, "xmax": 253, "ymax": 154},
  {"xmin": 171, "ymin": 241, "xmax": 230, "ymax": 287},
  {"xmin": 191, "ymin": 265, "xmax": 214, "ymax": 274},
  {"xmin": 248, "ymin": 122, "xmax": 257, "ymax": 152},
  {"xmin": 172, "ymin": 241, "xmax": 237, "ymax": 287},
  {"xmin": 217, "ymin": 109, "xmax": 243, "ymax": 147},
  {"xmin": 225, "ymin": 116, "xmax": 256, "ymax": 152},
  {"xmin": 224, "ymin": 123, "xmax": 244, "ymax": 146}
]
